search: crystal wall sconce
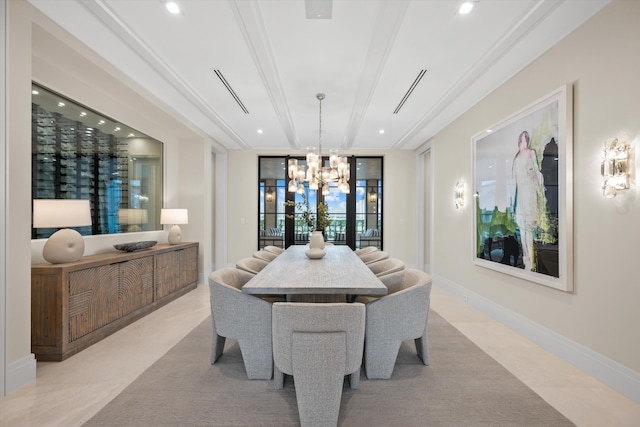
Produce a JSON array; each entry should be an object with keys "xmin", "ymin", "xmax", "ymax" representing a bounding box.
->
[
  {"xmin": 454, "ymin": 181, "xmax": 465, "ymax": 209},
  {"xmin": 601, "ymin": 137, "xmax": 630, "ymax": 198}
]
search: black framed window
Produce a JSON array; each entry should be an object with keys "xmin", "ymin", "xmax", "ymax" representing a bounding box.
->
[
  {"xmin": 258, "ymin": 157, "xmax": 287, "ymax": 249},
  {"xmin": 258, "ymin": 156, "xmax": 383, "ymax": 250},
  {"xmin": 355, "ymin": 157, "xmax": 383, "ymax": 249}
]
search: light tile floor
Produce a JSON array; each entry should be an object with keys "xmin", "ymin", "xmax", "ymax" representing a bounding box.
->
[{"xmin": 1, "ymin": 283, "xmax": 639, "ymax": 426}]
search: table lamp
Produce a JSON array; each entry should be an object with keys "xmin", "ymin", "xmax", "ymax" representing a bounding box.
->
[
  {"xmin": 160, "ymin": 208, "xmax": 188, "ymax": 245},
  {"xmin": 33, "ymin": 199, "xmax": 92, "ymax": 264},
  {"xmin": 118, "ymin": 208, "xmax": 148, "ymax": 232}
]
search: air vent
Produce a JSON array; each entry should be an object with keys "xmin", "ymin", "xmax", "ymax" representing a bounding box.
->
[
  {"xmin": 305, "ymin": 0, "xmax": 332, "ymax": 19},
  {"xmin": 212, "ymin": 69, "xmax": 249, "ymax": 114},
  {"xmin": 393, "ymin": 69, "xmax": 426, "ymax": 114}
]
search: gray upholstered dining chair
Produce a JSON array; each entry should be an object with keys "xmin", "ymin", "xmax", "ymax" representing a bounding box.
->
[
  {"xmin": 378, "ymin": 270, "xmax": 406, "ymax": 293},
  {"xmin": 236, "ymin": 257, "xmax": 269, "ymax": 275},
  {"xmin": 354, "ymin": 246, "xmax": 378, "ymax": 256},
  {"xmin": 361, "ymin": 269, "xmax": 432, "ymax": 379},
  {"xmin": 208, "ymin": 268, "xmax": 274, "ymax": 380},
  {"xmin": 367, "ymin": 258, "xmax": 405, "ymax": 277},
  {"xmin": 253, "ymin": 250, "xmax": 278, "ymax": 262},
  {"xmin": 263, "ymin": 245, "xmax": 284, "ymax": 255},
  {"xmin": 367, "ymin": 258, "xmax": 406, "ymax": 293},
  {"xmin": 358, "ymin": 250, "xmax": 389, "ymax": 265},
  {"xmin": 272, "ymin": 302, "xmax": 366, "ymax": 427}
]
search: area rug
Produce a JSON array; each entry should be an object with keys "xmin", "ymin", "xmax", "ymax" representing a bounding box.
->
[{"xmin": 84, "ymin": 311, "xmax": 573, "ymax": 426}]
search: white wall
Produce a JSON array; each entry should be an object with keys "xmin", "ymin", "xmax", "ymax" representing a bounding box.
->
[
  {"xmin": 226, "ymin": 149, "xmax": 416, "ymax": 266},
  {"xmin": 1, "ymin": 0, "xmax": 8, "ymax": 396},
  {"xmin": 428, "ymin": 0, "xmax": 639, "ymax": 377},
  {"xmin": 6, "ymin": 0, "xmax": 35, "ymax": 385},
  {"xmin": 176, "ymin": 138, "xmax": 212, "ymax": 281}
]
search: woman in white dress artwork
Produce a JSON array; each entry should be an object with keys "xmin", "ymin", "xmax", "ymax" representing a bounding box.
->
[{"xmin": 512, "ymin": 130, "xmax": 546, "ymax": 271}]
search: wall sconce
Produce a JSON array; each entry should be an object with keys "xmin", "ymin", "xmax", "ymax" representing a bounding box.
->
[
  {"xmin": 266, "ymin": 187, "xmax": 274, "ymax": 203},
  {"xmin": 368, "ymin": 188, "xmax": 378, "ymax": 203},
  {"xmin": 33, "ymin": 199, "xmax": 92, "ymax": 264},
  {"xmin": 454, "ymin": 181, "xmax": 465, "ymax": 209},
  {"xmin": 160, "ymin": 208, "xmax": 188, "ymax": 245},
  {"xmin": 601, "ymin": 137, "xmax": 630, "ymax": 198}
]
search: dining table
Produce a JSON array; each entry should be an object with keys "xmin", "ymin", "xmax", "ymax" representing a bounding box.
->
[{"xmin": 242, "ymin": 245, "xmax": 387, "ymax": 299}]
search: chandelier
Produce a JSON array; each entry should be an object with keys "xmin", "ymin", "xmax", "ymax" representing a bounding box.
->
[{"xmin": 287, "ymin": 93, "xmax": 350, "ymax": 195}]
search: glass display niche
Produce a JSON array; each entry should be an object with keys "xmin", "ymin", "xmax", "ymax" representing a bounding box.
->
[{"xmin": 31, "ymin": 83, "xmax": 163, "ymax": 238}]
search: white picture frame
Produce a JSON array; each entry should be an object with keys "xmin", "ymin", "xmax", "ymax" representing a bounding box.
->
[{"xmin": 472, "ymin": 85, "xmax": 573, "ymax": 292}]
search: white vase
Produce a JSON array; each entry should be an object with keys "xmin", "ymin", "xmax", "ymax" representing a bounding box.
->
[{"xmin": 309, "ymin": 231, "xmax": 325, "ymax": 250}]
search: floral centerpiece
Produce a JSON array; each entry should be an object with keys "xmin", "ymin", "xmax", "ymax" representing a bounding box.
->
[{"xmin": 285, "ymin": 193, "xmax": 332, "ymax": 233}]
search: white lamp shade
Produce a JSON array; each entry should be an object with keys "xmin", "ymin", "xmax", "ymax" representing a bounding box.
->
[
  {"xmin": 33, "ymin": 199, "xmax": 92, "ymax": 228},
  {"xmin": 160, "ymin": 208, "xmax": 188, "ymax": 225}
]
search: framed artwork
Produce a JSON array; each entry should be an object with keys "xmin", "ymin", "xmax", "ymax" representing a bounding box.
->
[{"xmin": 472, "ymin": 85, "xmax": 573, "ymax": 291}]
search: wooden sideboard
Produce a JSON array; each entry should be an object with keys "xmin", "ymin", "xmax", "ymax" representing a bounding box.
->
[{"xmin": 31, "ymin": 242, "xmax": 199, "ymax": 361}]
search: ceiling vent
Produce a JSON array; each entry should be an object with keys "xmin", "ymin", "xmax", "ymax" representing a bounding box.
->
[
  {"xmin": 212, "ymin": 69, "xmax": 249, "ymax": 114},
  {"xmin": 305, "ymin": 0, "xmax": 332, "ymax": 19},
  {"xmin": 393, "ymin": 69, "xmax": 426, "ymax": 114}
]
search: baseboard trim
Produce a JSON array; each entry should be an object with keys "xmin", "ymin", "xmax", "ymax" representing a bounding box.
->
[
  {"xmin": 433, "ymin": 274, "xmax": 640, "ymax": 404},
  {"xmin": 6, "ymin": 353, "xmax": 36, "ymax": 394}
]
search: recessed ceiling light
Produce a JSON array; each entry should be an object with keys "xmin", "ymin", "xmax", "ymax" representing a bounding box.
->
[
  {"xmin": 165, "ymin": 1, "xmax": 181, "ymax": 14},
  {"xmin": 459, "ymin": 2, "xmax": 474, "ymax": 14},
  {"xmin": 98, "ymin": 120, "xmax": 105, "ymax": 125},
  {"xmin": 114, "ymin": 127, "xmax": 121, "ymax": 132},
  {"xmin": 128, "ymin": 133, "xmax": 135, "ymax": 137},
  {"xmin": 379, "ymin": 129, "xmax": 385, "ymax": 134},
  {"xmin": 257, "ymin": 129, "xmax": 263, "ymax": 134},
  {"xmin": 32, "ymin": 90, "xmax": 39, "ymax": 95},
  {"xmin": 57, "ymin": 102, "xmax": 65, "ymax": 107},
  {"xmin": 80, "ymin": 112, "xmax": 87, "ymax": 117},
  {"xmin": 486, "ymin": 129, "xmax": 492, "ymax": 133}
]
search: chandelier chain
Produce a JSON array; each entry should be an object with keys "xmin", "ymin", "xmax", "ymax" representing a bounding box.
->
[{"xmin": 317, "ymin": 92, "xmax": 324, "ymax": 152}]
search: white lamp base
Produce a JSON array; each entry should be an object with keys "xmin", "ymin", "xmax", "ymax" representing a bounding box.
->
[
  {"xmin": 43, "ymin": 228, "xmax": 85, "ymax": 264},
  {"xmin": 168, "ymin": 224, "xmax": 183, "ymax": 245}
]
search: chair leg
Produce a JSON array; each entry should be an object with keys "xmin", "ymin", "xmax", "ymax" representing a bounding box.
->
[
  {"xmin": 238, "ymin": 340, "xmax": 273, "ymax": 380},
  {"xmin": 365, "ymin": 340, "xmax": 401, "ymax": 379},
  {"xmin": 415, "ymin": 329, "xmax": 429, "ymax": 366},
  {"xmin": 292, "ymin": 332, "xmax": 346, "ymax": 427},
  {"xmin": 274, "ymin": 365, "xmax": 284, "ymax": 390},
  {"xmin": 211, "ymin": 333, "xmax": 226, "ymax": 365},
  {"xmin": 349, "ymin": 369, "xmax": 360, "ymax": 390}
]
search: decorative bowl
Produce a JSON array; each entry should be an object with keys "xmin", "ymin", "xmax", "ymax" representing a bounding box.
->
[
  {"xmin": 114, "ymin": 240, "xmax": 157, "ymax": 252},
  {"xmin": 305, "ymin": 248, "xmax": 326, "ymax": 259}
]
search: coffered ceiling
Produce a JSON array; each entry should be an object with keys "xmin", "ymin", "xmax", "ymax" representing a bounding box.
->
[{"xmin": 28, "ymin": 0, "xmax": 609, "ymax": 151}]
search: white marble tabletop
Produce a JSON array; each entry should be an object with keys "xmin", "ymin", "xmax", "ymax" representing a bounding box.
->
[{"xmin": 242, "ymin": 245, "xmax": 387, "ymax": 296}]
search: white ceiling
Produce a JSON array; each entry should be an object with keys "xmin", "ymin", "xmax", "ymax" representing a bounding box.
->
[{"xmin": 28, "ymin": 0, "xmax": 609, "ymax": 151}]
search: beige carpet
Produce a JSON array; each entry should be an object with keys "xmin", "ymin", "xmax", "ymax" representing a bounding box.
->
[{"xmin": 84, "ymin": 311, "xmax": 573, "ymax": 426}]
